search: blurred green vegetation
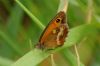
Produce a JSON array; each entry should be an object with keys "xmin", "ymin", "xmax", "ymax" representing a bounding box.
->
[{"xmin": 0, "ymin": 0, "xmax": 100, "ymax": 66}]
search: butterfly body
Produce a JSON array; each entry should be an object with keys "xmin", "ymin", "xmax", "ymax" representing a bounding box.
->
[{"xmin": 36, "ymin": 11, "xmax": 69, "ymax": 50}]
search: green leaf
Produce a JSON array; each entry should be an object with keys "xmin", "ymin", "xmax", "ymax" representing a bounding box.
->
[
  {"xmin": 7, "ymin": 4, "xmax": 24, "ymax": 39},
  {"xmin": 60, "ymin": 49, "xmax": 84, "ymax": 66},
  {"xmin": 0, "ymin": 56, "xmax": 13, "ymax": 66},
  {"xmin": 0, "ymin": 30, "xmax": 23, "ymax": 56},
  {"xmin": 15, "ymin": 0, "xmax": 45, "ymax": 30},
  {"xmin": 11, "ymin": 24, "xmax": 96, "ymax": 66}
]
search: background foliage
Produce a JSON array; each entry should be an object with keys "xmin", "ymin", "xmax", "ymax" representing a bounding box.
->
[{"xmin": 0, "ymin": 0, "xmax": 100, "ymax": 66}]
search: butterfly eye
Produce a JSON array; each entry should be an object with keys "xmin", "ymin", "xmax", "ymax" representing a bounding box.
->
[{"xmin": 56, "ymin": 18, "xmax": 61, "ymax": 23}]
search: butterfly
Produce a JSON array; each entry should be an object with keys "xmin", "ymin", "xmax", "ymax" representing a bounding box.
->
[{"xmin": 35, "ymin": 11, "xmax": 69, "ymax": 50}]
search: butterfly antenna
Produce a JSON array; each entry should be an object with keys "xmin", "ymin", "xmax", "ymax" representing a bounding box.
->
[
  {"xmin": 51, "ymin": 54, "xmax": 56, "ymax": 66},
  {"xmin": 29, "ymin": 39, "xmax": 33, "ymax": 50},
  {"xmin": 74, "ymin": 44, "xmax": 80, "ymax": 66}
]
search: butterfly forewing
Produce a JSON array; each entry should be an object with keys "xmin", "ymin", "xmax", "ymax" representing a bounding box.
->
[{"xmin": 36, "ymin": 11, "xmax": 69, "ymax": 50}]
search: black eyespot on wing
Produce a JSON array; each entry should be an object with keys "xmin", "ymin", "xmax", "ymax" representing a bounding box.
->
[{"xmin": 56, "ymin": 18, "xmax": 61, "ymax": 23}]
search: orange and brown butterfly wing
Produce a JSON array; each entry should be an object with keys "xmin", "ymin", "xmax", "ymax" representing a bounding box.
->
[
  {"xmin": 43, "ymin": 25, "xmax": 68, "ymax": 49},
  {"xmin": 36, "ymin": 11, "xmax": 69, "ymax": 50}
]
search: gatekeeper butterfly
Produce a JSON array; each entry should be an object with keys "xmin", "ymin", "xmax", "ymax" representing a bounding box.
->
[{"xmin": 36, "ymin": 11, "xmax": 69, "ymax": 50}]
